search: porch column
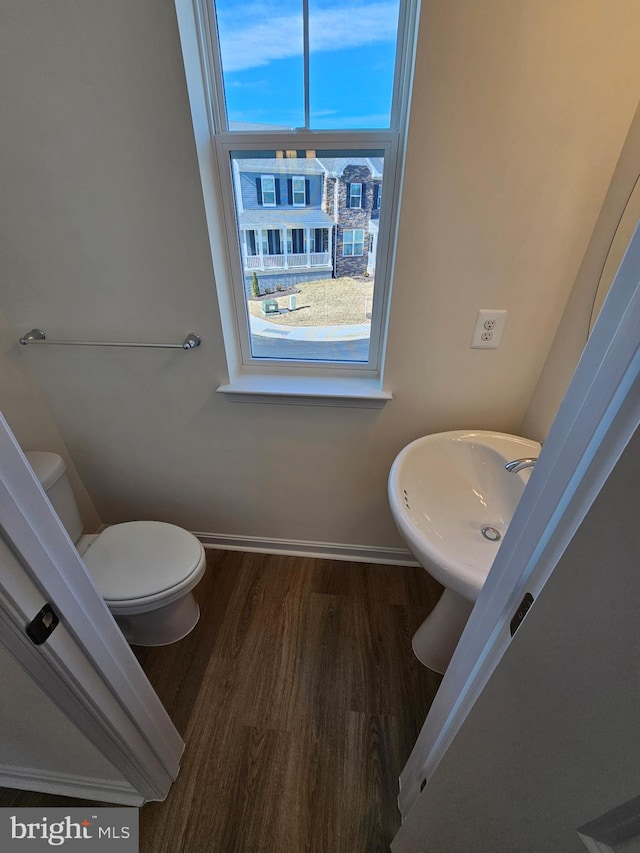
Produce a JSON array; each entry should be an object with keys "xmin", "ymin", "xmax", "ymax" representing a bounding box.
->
[
  {"xmin": 257, "ymin": 229, "xmax": 264, "ymax": 270},
  {"xmin": 306, "ymin": 228, "xmax": 311, "ymax": 267},
  {"xmin": 282, "ymin": 228, "xmax": 288, "ymax": 270}
]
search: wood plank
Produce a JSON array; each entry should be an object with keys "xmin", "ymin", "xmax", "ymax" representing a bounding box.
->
[
  {"xmin": 0, "ymin": 551, "xmax": 442, "ymax": 852},
  {"xmin": 342, "ymin": 712, "xmax": 404, "ymax": 853}
]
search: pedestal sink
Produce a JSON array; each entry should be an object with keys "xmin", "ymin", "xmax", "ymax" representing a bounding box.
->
[{"xmin": 388, "ymin": 430, "xmax": 541, "ymax": 672}]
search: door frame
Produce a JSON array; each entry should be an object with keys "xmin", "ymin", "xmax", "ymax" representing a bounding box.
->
[
  {"xmin": 397, "ymin": 223, "xmax": 640, "ymax": 821},
  {"xmin": 0, "ymin": 416, "xmax": 184, "ymax": 803}
]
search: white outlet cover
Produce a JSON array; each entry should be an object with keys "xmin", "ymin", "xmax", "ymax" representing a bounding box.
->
[{"xmin": 471, "ymin": 309, "xmax": 507, "ymax": 349}]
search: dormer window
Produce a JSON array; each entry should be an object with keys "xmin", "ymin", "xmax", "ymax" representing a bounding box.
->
[
  {"xmin": 259, "ymin": 175, "xmax": 276, "ymax": 207},
  {"xmin": 291, "ymin": 176, "xmax": 306, "ymax": 206}
]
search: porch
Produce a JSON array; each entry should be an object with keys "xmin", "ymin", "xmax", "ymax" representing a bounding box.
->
[
  {"xmin": 245, "ymin": 251, "xmax": 331, "ymax": 272},
  {"xmin": 239, "ymin": 208, "xmax": 336, "ymax": 277}
]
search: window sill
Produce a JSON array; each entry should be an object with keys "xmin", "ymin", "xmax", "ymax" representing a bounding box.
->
[{"xmin": 216, "ymin": 374, "xmax": 392, "ymax": 407}]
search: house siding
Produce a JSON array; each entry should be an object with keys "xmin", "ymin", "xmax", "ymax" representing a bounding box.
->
[{"xmin": 240, "ymin": 173, "xmax": 324, "ymax": 210}]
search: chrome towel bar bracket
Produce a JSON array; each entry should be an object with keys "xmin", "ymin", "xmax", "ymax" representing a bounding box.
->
[{"xmin": 19, "ymin": 329, "xmax": 201, "ymax": 350}]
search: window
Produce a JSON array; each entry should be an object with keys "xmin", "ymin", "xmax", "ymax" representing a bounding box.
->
[
  {"xmin": 177, "ymin": 0, "xmax": 418, "ymax": 401},
  {"xmin": 245, "ymin": 230, "xmax": 258, "ymax": 256},
  {"xmin": 348, "ymin": 183, "xmax": 363, "ymax": 209},
  {"xmin": 343, "ymin": 229, "xmax": 365, "ymax": 257},
  {"xmin": 291, "ymin": 176, "xmax": 306, "ymax": 207},
  {"xmin": 289, "ymin": 228, "xmax": 304, "ymax": 254},
  {"xmin": 259, "ymin": 175, "xmax": 276, "ymax": 207}
]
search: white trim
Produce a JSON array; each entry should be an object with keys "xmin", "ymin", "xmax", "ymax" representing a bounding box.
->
[
  {"xmin": 302, "ymin": 0, "xmax": 310, "ymax": 127},
  {"xmin": 196, "ymin": 533, "xmax": 419, "ymax": 566},
  {"xmin": 0, "ymin": 765, "xmax": 144, "ymax": 807},
  {"xmin": 0, "ymin": 417, "xmax": 184, "ymax": 804},
  {"xmin": 394, "ymin": 223, "xmax": 640, "ymax": 829},
  {"xmin": 576, "ymin": 836, "xmax": 615, "ymax": 853},
  {"xmin": 174, "ymin": 0, "xmax": 242, "ymax": 369},
  {"xmin": 216, "ymin": 372, "xmax": 392, "ymax": 405}
]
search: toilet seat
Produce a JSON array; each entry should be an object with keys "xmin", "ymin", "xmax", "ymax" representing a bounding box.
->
[{"xmin": 82, "ymin": 521, "xmax": 206, "ymax": 615}]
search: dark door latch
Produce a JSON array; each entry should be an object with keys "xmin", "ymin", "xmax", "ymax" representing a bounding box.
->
[
  {"xmin": 510, "ymin": 592, "xmax": 534, "ymax": 637},
  {"xmin": 26, "ymin": 603, "xmax": 60, "ymax": 645}
]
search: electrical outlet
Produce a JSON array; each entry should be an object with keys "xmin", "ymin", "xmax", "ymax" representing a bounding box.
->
[{"xmin": 471, "ymin": 309, "xmax": 507, "ymax": 349}]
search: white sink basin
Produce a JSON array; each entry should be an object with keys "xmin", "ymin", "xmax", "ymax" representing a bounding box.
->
[
  {"xmin": 389, "ymin": 431, "xmax": 540, "ymax": 602},
  {"xmin": 389, "ymin": 430, "xmax": 540, "ymax": 672}
]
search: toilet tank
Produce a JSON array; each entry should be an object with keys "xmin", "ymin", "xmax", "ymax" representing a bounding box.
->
[{"xmin": 25, "ymin": 451, "xmax": 84, "ymax": 544}]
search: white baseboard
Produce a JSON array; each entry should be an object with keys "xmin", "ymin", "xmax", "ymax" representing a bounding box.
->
[
  {"xmin": 0, "ymin": 764, "xmax": 144, "ymax": 806},
  {"xmin": 194, "ymin": 532, "xmax": 420, "ymax": 566}
]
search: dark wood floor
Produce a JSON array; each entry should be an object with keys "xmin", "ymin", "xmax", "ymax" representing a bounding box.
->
[{"xmin": 0, "ymin": 550, "xmax": 443, "ymax": 852}]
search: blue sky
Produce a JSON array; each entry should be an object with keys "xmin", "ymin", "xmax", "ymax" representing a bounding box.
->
[{"xmin": 214, "ymin": 0, "xmax": 400, "ymax": 129}]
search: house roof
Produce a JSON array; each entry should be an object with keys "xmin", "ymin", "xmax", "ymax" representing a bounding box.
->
[
  {"xmin": 234, "ymin": 158, "xmax": 325, "ymax": 175},
  {"xmin": 316, "ymin": 157, "xmax": 383, "ymax": 178},
  {"xmin": 238, "ymin": 208, "xmax": 336, "ymax": 229},
  {"xmin": 234, "ymin": 156, "xmax": 384, "ymax": 179}
]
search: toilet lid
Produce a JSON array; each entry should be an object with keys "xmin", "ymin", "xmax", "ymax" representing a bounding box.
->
[{"xmin": 83, "ymin": 521, "xmax": 204, "ymax": 603}]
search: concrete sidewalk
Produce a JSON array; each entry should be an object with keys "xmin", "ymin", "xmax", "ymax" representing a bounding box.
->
[
  {"xmin": 249, "ymin": 316, "xmax": 371, "ymax": 361},
  {"xmin": 250, "ymin": 315, "xmax": 370, "ymax": 342}
]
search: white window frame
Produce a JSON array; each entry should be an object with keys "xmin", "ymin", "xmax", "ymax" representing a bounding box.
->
[
  {"xmin": 349, "ymin": 182, "xmax": 363, "ymax": 209},
  {"xmin": 292, "ymin": 175, "xmax": 306, "ymax": 207},
  {"xmin": 260, "ymin": 174, "xmax": 276, "ymax": 207},
  {"xmin": 174, "ymin": 0, "xmax": 420, "ymax": 405},
  {"xmin": 343, "ymin": 228, "xmax": 365, "ymax": 257}
]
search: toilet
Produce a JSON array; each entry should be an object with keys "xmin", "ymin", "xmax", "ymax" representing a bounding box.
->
[{"xmin": 25, "ymin": 451, "xmax": 206, "ymax": 647}]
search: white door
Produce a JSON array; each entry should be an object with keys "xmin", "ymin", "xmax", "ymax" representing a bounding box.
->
[{"xmin": 0, "ymin": 415, "xmax": 184, "ymax": 804}]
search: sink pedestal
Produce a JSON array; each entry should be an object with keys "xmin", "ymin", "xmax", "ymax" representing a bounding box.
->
[{"xmin": 413, "ymin": 589, "xmax": 474, "ymax": 674}]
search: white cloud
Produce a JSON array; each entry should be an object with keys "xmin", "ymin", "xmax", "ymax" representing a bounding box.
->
[
  {"xmin": 219, "ymin": 2, "xmax": 398, "ymax": 72},
  {"xmin": 311, "ymin": 112, "xmax": 390, "ymax": 128}
]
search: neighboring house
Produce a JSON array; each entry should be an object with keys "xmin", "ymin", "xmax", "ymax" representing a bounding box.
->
[
  {"xmin": 231, "ymin": 156, "xmax": 382, "ymax": 292},
  {"xmin": 319, "ymin": 157, "xmax": 383, "ymax": 279}
]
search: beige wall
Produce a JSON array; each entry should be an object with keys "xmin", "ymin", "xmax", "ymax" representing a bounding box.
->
[
  {"xmin": 0, "ymin": 0, "xmax": 639, "ymax": 550},
  {"xmin": 522, "ymin": 102, "xmax": 640, "ymax": 440},
  {"xmin": 0, "ymin": 301, "xmax": 101, "ymax": 530},
  {"xmin": 393, "ymin": 427, "xmax": 640, "ymax": 852}
]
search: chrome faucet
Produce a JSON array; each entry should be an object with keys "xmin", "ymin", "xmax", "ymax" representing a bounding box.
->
[{"xmin": 505, "ymin": 457, "xmax": 538, "ymax": 473}]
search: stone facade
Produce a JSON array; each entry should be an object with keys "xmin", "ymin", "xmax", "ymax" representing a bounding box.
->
[
  {"xmin": 335, "ymin": 164, "xmax": 375, "ymax": 278},
  {"xmin": 323, "ymin": 175, "xmax": 338, "ymax": 219}
]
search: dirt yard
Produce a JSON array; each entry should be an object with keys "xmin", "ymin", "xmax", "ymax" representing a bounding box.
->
[{"xmin": 248, "ymin": 276, "xmax": 374, "ymax": 326}]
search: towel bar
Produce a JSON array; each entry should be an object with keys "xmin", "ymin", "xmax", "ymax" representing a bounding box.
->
[{"xmin": 19, "ymin": 329, "xmax": 201, "ymax": 350}]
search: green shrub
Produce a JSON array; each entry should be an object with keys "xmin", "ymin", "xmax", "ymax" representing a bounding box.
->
[{"xmin": 251, "ymin": 272, "xmax": 260, "ymax": 298}]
